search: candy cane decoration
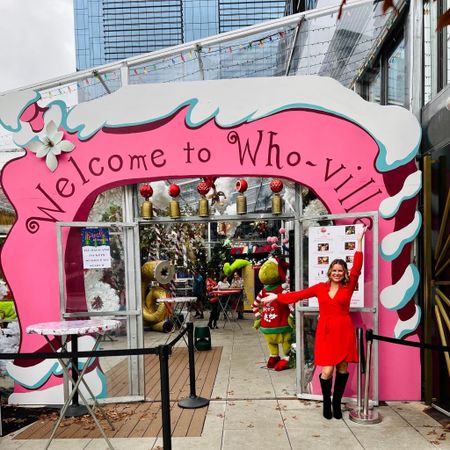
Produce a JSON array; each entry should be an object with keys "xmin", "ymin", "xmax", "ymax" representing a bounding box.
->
[
  {"xmin": 168, "ymin": 225, "xmax": 183, "ymax": 297},
  {"xmin": 153, "ymin": 223, "xmax": 162, "ymax": 260},
  {"xmin": 145, "ymin": 227, "xmax": 156, "ymax": 261}
]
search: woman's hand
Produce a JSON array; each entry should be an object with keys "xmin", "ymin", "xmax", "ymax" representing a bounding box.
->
[
  {"xmin": 356, "ymin": 225, "xmax": 368, "ymax": 251},
  {"xmin": 356, "ymin": 225, "xmax": 368, "ymax": 241},
  {"xmin": 261, "ymin": 292, "xmax": 277, "ymax": 303}
]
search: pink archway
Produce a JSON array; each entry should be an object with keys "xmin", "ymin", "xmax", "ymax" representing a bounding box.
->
[{"xmin": 0, "ymin": 77, "xmax": 422, "ymax": 403}]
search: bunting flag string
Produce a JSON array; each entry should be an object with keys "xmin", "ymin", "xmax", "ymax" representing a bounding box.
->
[
  {"xmin": 23, "ymin": 4, "xmax": 391, "ymax": 102},
  {"xmin": 127, "ymin": 26, "xmax": 296, "ymax": 79},
  {"xmin": 39, "ymin": 82, "xmax": 78, "ymax": 100},
  {"xmin": 39, "ymin": 67, "xmax": 122, "ymax": 99},
  {"xmin": 38, "ymin": 23, "xmax": 305, "ymax": 100}
]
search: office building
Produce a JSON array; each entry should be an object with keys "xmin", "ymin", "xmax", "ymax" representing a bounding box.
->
[{"xmin": 74, "ymin": 0, "xmax": 295, "ymax": 70}]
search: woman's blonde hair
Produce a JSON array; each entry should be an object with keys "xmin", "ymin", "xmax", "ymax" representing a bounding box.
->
[{"xmin": 327, "ymin": 259, "xmax": 349, "ymax": 285}]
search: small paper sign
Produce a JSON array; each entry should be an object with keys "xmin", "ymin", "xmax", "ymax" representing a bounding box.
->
[{"xmin": 81, "ymin": 228, "xmax": 112, "ymax": 269}]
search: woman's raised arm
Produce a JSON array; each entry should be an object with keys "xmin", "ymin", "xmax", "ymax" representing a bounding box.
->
[{"xmin": 355, "ymin": 225, "xmax": 368, "ymax": 252}]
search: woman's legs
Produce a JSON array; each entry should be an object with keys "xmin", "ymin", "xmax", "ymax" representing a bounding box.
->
[
  {"xmin": 319, "ymin": 365, "xmax": 334, "ymax": 419},
  {"xmin": 208, "ymin": 302, "xmax": 219, "ymax": 328},
  {"xmin": 237, "ymin": 298, "xmax": 244, "ymax": 319},
  {"xmin": 230, "ymin": 294, "xmax": 244, "ymax": 319},
  {"xmin": 193, "ymin": 295, "xmax": 205, "ymax": 318},
  {"xmin": 208, "ymin": 302, "xmax": 216, "ymax": 328},
  {"xmin": 332, "ymin": 362, "xmax": 349, "ymax": 419},
  {"xmin": 321, "ymin": 366, "xmax": 334, "ymax": 380},
  {"xmin": 214, "ymin": 302, "xmax": 220, "ymax": 327},
  {"xmin": 336, "ymin": 361, "xmax": 348, "ymax": 373}
]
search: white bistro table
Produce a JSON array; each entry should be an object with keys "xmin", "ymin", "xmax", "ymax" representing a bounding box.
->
[
  {"xmin": 26, "ymin": 319, "xmax": 120, "ymax": 450},
  {"xmin": 211, "ymin": 288, "xmax": 243, "ymax": 329}
]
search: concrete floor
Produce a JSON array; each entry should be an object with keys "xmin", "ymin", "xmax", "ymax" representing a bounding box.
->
[{"xmin": 1, "ymin": 314, "xmax": 449, "ymax": 449}]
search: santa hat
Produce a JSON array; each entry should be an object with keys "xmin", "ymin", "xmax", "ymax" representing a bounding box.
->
[{"xmin": 272, "ymin": 256, "xmax": 288, "ymax": 283}]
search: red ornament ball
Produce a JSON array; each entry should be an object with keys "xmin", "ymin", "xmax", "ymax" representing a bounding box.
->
[
  {"xmin": 139, "ymin": 184, "xmax": 153, "ymax": 199},
  {"xmin": 197, "ymin": 182, "xmax": 210, "ymax": 196},
  {"xmin": 169, "ymin": 183, "xmax": 180, "ymax": 198},
  {"xmin": 235, "ymin": 179, "xmax": 248, "ymax": 193},
  {"xmin": 203, "ymin": 176, "xmax": 217, "ymax": 188},
  {"xmin": 270, "ymin": 179, "xmax": 283, "ymax": 193}
]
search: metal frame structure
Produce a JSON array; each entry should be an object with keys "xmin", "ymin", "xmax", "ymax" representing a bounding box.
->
[
  {"xmin": 1, "ymin": 0, "xmax": 399, "ymax": 97},
  {"xmin": 56, "ymin": 209, "xmax": 300, "ymax": 402},
  {"xmin": 0, "ymin": 0, "xmax": 414, "ymax": 409},
  {"xmin": 56, "ymin": 220, "xmax": 145, "ymax": 402},
  {"xmin": 295, "ymin": 211, "xmax": 379, "ymax": 403},
  {"xmin": 422, "ymin": 154, "xmax": 450, "ymax": 414}
]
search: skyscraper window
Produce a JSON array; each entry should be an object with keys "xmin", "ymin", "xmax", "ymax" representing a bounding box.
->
[{"xmin": 74, "ymin": 0, "xmax": 290, "ymax": 70}]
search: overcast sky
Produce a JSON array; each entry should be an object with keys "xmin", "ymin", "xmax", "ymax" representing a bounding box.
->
[
  {"xmin": 0, "ymin": 0, "xmax": 75, "ymax": 93},
  {"xmin": 0, "ymin": 0, "xmax": 343, "ymax": 95}
]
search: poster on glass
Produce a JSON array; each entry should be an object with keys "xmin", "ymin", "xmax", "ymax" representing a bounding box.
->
[{"xmin": 308, "ymin": 224, "xmax": 364, "ymax": 307}]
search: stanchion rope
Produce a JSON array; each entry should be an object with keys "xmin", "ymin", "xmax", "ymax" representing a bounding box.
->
[
  {"xmin": 0, "ymin": 324, "xmax": 189, "ymax": 361},
  {"xmin": 366, "ymin": 329, "xmax": 450, "ymax": 352}
]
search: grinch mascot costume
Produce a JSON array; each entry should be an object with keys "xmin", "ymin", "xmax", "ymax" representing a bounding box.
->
[{"xmin": 252, "ymin": 256, "xmax": 294, "ymax": 371}]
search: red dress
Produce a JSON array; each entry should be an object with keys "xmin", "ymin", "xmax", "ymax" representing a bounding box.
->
[{"xmin": 276, "ymin": 251, "xmax": 363, "ymax": 366}]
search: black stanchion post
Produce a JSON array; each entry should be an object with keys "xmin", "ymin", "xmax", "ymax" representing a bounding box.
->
[
  {"xmin": 178, "ymin": 322, "xmax": 210, "ymax": 409},
  {"xmin": 159, "ymin": 344, "xmax": 172, "ymax": 450},
  {"xmin": 357, "ymin": 328, "xmax": 364, "ymax": 411},
  {"xmin": 363, "ymin": 330, "xmax": 373, "ymax": 416},
  {"xmin": 349, "ymin": 328, "xmax": 382, "ymax": 424},
  {"xmin": 347, "ymin": 328, "xmax": 363, "ymax": 412}
]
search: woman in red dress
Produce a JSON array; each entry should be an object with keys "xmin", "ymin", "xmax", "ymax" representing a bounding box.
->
[{"xmin": 261, "ymin": 226, "xmax": 367, "ymax": 420}]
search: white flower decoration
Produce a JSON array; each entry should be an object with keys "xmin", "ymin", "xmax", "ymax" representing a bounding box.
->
[
  {"xmin": 302, "ymin": 199, "xmax": 329, "ymax": 236},
  {"xmin": 0, "ymin": 280, "xmax": 8, "ymax": 298},
  {"xmin": 84, "ymin": 270, "xmax": 120, "ymax": 317},
  {"xmin": 28, "ymin": 120, "xmax": 75, "ymax": 172}
]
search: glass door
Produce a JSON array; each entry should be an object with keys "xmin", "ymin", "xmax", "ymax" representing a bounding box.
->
[
  {"xmin": 56, "ymin": 221, "xmax": 144, "ymax": 402},
  {"xmin": 295, "ymin": 211, "xmax": 379, "ymax": 404}
]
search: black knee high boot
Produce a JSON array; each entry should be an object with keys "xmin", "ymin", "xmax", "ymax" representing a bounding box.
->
[
  {"xmin": 319, "ymin": 374, "xmax": 333, "ymax": 420},
  {"xmin": 332, "ymin": 372, "xmax": 349, "ymax": 419}
]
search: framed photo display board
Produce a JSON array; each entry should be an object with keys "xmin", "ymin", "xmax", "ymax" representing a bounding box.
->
[{"xmin": 308, "ymin": 224, "xmax": 365, "ymax": 307}]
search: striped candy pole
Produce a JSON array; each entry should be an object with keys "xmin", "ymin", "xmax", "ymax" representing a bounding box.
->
[
  {"xmin": 154, "ymin": 223, "xmax": 162, "ymax": 260},
  {"xmin": 147, "ymin": 227, "xmax": 157, "ymax": 261},
  {"xmin": 168, "ymin": 225, "xmax": 182, "ymax": 297}
]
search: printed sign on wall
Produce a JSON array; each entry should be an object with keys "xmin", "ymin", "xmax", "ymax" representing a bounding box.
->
[
  {"xmin": 308, "ymin": 224, "xmax": 365, "ymax": 308},
  {"xmin": 81, "ymin": 228, "xmax": 112, "ymax": 269}
]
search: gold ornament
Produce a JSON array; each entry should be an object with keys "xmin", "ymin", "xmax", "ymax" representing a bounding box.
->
[
  {"xmin": 169, "ymin": 199, "xmax": 181, "ymax": 218},
  {"xmin": 141, "ymin": 200, "xmax": 153, "ymax": 219},
  {"xmin": 198, "ymin": 197, "xmax": 209, "ymax": 217},
  {"xmin": 272, "ymin": 193, "xmax": 282, "ymax": 215},
  {"xmin": 236, "ymin": 194, "xmax": 247, "ymax": 215}
]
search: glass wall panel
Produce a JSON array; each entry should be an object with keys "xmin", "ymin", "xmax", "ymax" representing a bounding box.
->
[
  {"xmin": 446, "ymin": 0, "xmax": 450, "ymax": 86},
  {"xmin": 58, "ymin": 222, "xmax": 144, "ymax": 400},
  {"xmin": 387, "ymin": 38, "xmax": 406, "ymax": 106},
  {"xmin": 423, "ymin": 0, "xmax": 436, "ymax": 104},
  {"xmin": 367, "ymin": 69, "xmax": 381, "ymax": 104},
  {"xmin": 423, "ymin": 0, "xmax": 450, "ymax": 104},
  {"xmin": 184, "ymin": 0, "xmax": 218, "ymax": 41}
]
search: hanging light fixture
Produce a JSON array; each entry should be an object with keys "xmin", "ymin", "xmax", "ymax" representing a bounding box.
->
[
  {"xmin": 139, "ymin": 184, "xmax": 153, "ymax": 219},
  {"xmin": 197, "ymin": 181, "xmax": 210, "ymax": 217},
  {"xmin": 235, "ymin": 179, "xmax": 248, "ymax": 215},
  {"xmin": 270, "ymin": 179, "xmax": 283, "ymax": 215},
  {"xmin": 168, "ymin": 183, "xmax": 181, "ymax": 219}
]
